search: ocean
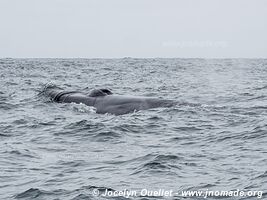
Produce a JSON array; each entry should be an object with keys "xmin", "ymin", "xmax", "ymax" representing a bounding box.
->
[{"xmin": 0, "ymin": 58, "xmax": 266, "ymax": 199}]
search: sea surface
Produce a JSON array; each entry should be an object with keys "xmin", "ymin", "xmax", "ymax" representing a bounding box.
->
[{"xmin": 0, "ymin": 58, "xmax": 266, "ymax": 200}]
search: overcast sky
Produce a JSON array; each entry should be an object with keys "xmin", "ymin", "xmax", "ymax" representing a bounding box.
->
[{"xmin": 0, "ymin": 0, "xmax": 266, "ymax": 58}]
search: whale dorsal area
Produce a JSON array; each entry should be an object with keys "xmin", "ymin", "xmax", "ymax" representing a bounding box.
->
[{"xmin": 88, "ymin": 89, "xmax": 113, "ymax": 97}]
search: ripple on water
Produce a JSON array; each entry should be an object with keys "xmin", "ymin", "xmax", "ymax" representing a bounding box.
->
[{"xmin": 1, "ymin": 58, "xmax": 267, "ymax": 200}]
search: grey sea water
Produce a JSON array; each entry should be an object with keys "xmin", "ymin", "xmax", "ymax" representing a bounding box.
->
[{"xmin": 0, "ymin": 58, "xmax": 266, "ymax": 200}]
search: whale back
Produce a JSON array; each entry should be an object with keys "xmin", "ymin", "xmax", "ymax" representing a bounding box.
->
[{"xmin": 88, "ymin": 89, "xmax": 113, "ymax": 97}]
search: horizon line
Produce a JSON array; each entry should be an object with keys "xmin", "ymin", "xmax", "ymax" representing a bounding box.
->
[{"xmin": 1, "ymin": 57, "xmax": 267, "ymax": 59}]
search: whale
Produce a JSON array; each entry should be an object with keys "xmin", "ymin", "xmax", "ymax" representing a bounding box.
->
[{"xmin": 44, "ymin": 86, "xmax": 175, "ymax": 115}]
